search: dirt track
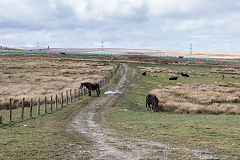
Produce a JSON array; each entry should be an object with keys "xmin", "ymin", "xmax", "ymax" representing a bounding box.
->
[{"xmin": 67, "ymin": 64, "xmax": 225, "ymax": 159}]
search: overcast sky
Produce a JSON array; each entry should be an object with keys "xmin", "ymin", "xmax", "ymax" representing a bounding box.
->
[{"xmin": 1, "ymin": 0, "xmax": 240, "ymax": 52}]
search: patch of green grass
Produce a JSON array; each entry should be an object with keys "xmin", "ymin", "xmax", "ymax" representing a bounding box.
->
[
  {"xmin": 103, "ymin": 63, "xmax": 240, "ymax": 159},
  {"xmin": 0, "ymin": 96, "xmax": 93, "ymax": 159}
]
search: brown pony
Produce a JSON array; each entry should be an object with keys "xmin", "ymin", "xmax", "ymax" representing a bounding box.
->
[{"xmin": 81, "ymin": 82, "xmax": 100, "ymax": 96}]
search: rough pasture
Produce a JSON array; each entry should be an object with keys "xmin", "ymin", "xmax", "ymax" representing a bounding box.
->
[
  {"xmin": 150, "ymin": 83, "xmax": 240, "ymax": 114},
  {"xmin": 0, "ymin": 53, "xmax": 113, "ymax": 109}
]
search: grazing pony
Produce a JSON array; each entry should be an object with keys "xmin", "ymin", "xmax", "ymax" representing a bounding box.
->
[
  {"xmin": 81, "ymin": 82, "xmax": 100, "ymax": 96},
  {"xmin": 146, "ymin": 94, "xmax": 159, "ymax": 112},
  {"xmin": 169, "ymin": 76, "xmax": 178, "ymax": 80},
  {"xmin": 142, "ymin": 71, "xmax": 147, "ymax": 76},
  {"xmin": 181, "ymin": 73, "xmax": 189, "ymax": 77}
]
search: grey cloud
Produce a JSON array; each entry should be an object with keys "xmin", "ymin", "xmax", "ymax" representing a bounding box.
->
[{"xmin": 0, "ymin": 0, "xmax": 240, "ymax": 52}]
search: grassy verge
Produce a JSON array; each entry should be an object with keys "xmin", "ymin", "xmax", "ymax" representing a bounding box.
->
[
  {"xmin": 0, "ymin": 98, "xmax": 90, "ymax": 159},
  {"xmin": 102, "ymin": 63, "xmax": 240, "ymax": 159}
]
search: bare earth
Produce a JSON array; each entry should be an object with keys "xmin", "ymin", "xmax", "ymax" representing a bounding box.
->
[{"xmin": 67, "ymin": 64, "xmax": 225, "ymax": 159}]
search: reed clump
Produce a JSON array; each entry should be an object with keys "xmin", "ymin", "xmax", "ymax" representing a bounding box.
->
[{"xmin": 150, "ymin": 82, "xmax": 240, "ymax": 114}]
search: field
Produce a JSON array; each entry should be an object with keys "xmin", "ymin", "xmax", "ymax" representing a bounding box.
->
[
  {"xmin": 102, "ymin": 62, "xmax": 240, "ymax": 158},
  {"xmin": 20, "ymin": 48, "xmax": 240, "ymax": 59},
  {"xmin": 1, "ymin": 51, "xmax": 240, "ymax": 159},
  {"xmin": 0, "ymin": 53, "xmax": 114, "ymax": 109}
]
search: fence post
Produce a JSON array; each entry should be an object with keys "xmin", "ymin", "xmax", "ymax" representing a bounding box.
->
[
  {"xmin": 50, "ymin": 96, "xmax": 53, "ymax": 113},
  {"xmin": 74, "ymin": 89, "xmax": 76, "ymax": 100},
  {"xmin": 78, "ymin": 88, "xmax": 80, "ymax": 99},
  {"xmin": 37, "ymin": 98, "xmax": 40, "ymax": 115},
  {"xmin": 85, "ymin": 87, "xmax": 89, "ymax": 95},
  {"xmin": 9, "ymin": 98, "xmax": 12, "ymax": 122},
  {"xmin": 21, "ymin": 98, "xmax": 24, "ymax": 119},
  {"xmin": 85, "ymin": 87, "xmax": 88, "ymax": 95},
  {"xmin": 0, "ymin": 112, "xmax": 2, "ymax": 124},
  {"xmin": 44, "ymin": 96, "xmax": 47, "ymax": 114},
  {"xmin": 30, "ymin": 98, "xmax": 33, "ymax": 118},
  {"xmin": 55, "ymin": 94, "xmax": 58, "ymax": 110},
  {"xmin": 66, "ymin": 90, "xmax": 68, "ymax": 104},
  {"xmin": 80, "ymin": 87, "xmax": 82, "ymax": 96},
  {"xmin": 70, "ymin": 89, "xmax": 72, "ymax": 103},
  {"xmin": 61, "ymin": 92, "xmax": 63, "ymax": 108}
]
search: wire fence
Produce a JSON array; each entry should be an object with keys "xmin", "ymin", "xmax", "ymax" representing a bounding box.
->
[{"xmin": 0, "ymin": 64, "xmax": 120, "ymax": 124}]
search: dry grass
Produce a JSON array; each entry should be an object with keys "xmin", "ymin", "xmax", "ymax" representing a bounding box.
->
[
  {"xmin": 211, "ymin": 68, "xmax": 240, "ymax": 75},
  {"xmin": 138, "ymin": 66, "xmax": 178, "ymax": 73},
  {"xmin": 150, "ymin": 82, "xmax": 240, "ymax": 114},
  {"xmin": 0, "ymin": 53, "xmax": 113, "ymax": 109},
  {"xmin": 34, "ymin": 48, "xmax": 240, "ymax": 59}
]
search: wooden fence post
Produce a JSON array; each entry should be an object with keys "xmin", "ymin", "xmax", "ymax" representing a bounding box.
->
[
  {"xmin": 30, "ymin": 98, "xmax": 33, "ymax": 118},
  {"xmin": 44, "ymin": 96, "xmax": 47, "ymax": 114},
  {"xmin": 85, "ymin": 87, "xmax": 88, "ymax": 95},
  {"xmin": 61, "ymin": 92, "xmax": 63, "ymax": 108},
  {"xmin": 37, "ymin": 98, "xmax": 40, "ymax": 115},
  {"xmin": 55, "ymin": 94, "xmax": 58, "ymax": 110},
  {"xmin": 74, "ymin": 89, "xmax": 76, "ymax": 100},
  {"xmin": 50, "ymin": 96, "xmax": 53, "ymax": 113},
  {"xmin": 0, "ymin": 112, "xmax": 2, "ymax": 124},
  {"xmin": 82, "ymin": 87, "xmax": 85, "ymax": 96},
  {"xmin": 80, "ymin": 88, "xmax": 82, "ymax": 97},
  {"xmin": 78, "ymin": 88, "xmax": 80, "ymax": 99},
  {"xmin": 66, "ymin": 90, "xmax": 68, "ymax": 104},
  {"xmin": 21, "ymin": 98, "xmax": 24, "ymax": 119},
  {"xmin": 9, "ymin": 98, "xmax": 12, "ymax": 122},
  {"xmin": 70, "ymin": 89, "xmax": 72, "ymax": 103}
]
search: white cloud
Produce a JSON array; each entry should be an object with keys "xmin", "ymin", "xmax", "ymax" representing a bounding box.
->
[{"xmin": 61, "ymin": 0, "xmax": 146, "ymax": 21}]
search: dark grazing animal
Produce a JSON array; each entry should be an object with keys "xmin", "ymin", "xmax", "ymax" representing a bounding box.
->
[
  {"xmin": 146, "ymin": 94, "xmax": 159, "ymax": 112},
  {"xmin": 221, "ymin": 74, "xmax": 224, "ymax": 80},
  {"xmin": 181, "ymin": 73, "xmax": 189, "ymax": 77},
  {"xmin": 169, "ymin": 76, "xmax": 178, "ymax": 80},
  {"xmin": 142, "ymin": 72, "xmax": 147, "ymax": 76},
  {"xmin": 80, "ymin": 82, "xmax": 100, "ymax": 96}
]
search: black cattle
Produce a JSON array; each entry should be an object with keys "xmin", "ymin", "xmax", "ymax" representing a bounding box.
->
[
  {"xmin": 146, "ymin": 94, "xmax": 159, "ymax": 112},
  {"xmin": 181, "ymin": 73, "xmax": 189, "ymax": 77},
  {"xmin": 169, "ymin": 76, "xmax": 178, "ymax": 80},
  {"xmin": 142, "ymin": 72, "xmax": 147, "ymax": 76}
]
